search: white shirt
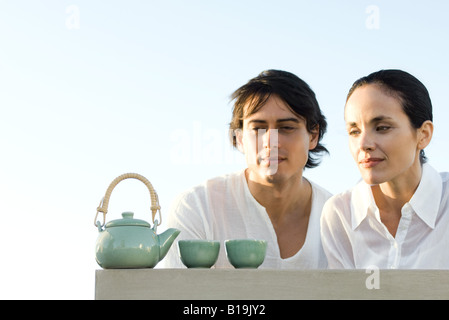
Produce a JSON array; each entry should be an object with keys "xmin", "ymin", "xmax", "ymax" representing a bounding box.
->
[
  {"xmin": 321, "ymin": 163, "xmax": 449, "ymax": 269},
  {"xmin": 162, "ymin": 170, "xmax": 332, "ymax": 269}
]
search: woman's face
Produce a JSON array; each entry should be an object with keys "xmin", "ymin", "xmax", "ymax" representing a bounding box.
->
[{"xmin": 344, "ymin": 84, "xmax": 428, "ymax": 186}]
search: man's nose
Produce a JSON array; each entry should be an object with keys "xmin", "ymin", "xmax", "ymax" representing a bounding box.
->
[{"xmin": 261, "ymin": 129, "xmax": 279, "ymax": 150}]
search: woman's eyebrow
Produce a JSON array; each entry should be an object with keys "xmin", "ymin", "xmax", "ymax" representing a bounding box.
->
[
  {"xmin": 346, "ymin": 116, "xmax": 394, "ymax": 127},
  {"xmin": 371, "ymin": 116, "xmax": 393, "ymax": 123}
]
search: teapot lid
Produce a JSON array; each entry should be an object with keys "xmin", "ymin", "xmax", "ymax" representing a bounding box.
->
[{"xmin": 105, "ymin": 211, "xmax": 151, "ymax": 228}]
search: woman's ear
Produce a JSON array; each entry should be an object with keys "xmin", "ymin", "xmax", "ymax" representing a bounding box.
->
[{"xmin": 417, "ymin": 120, "xmax": 434, "ymax": 150}]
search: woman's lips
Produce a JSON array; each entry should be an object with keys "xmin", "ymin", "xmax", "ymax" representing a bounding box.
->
[{"xmin": 359, "ymin": 158, "xmax": 384, "ymax": 168}]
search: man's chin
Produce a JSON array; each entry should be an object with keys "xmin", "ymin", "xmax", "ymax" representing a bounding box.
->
[
  {"xmin": 246, "ymin": 166, "xmax": 284, "ymax": 184},
  {"xmin": 261, "ymin": 170, "xmax": 282, "ymax": 184}
]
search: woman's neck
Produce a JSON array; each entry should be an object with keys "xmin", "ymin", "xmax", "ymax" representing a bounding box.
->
[{"xmin": 371, "ymin": 162, "xmax": 423, "ymax": 237}]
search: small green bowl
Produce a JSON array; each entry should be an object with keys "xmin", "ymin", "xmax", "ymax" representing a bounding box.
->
[
  {"xmin": 178, "ymin": 240, "xmax": 220, "ymax": 268},
  {"xmin": 225, "ymin": 239, "xmax": 267, "ymax": 268}
]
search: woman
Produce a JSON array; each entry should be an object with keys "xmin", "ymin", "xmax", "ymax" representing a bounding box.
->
[{"xmin": 321, "ymin": 69, "xmax": 449, "ymax": 269}]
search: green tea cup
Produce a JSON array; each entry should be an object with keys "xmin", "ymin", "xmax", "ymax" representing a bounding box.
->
[
  {"xmin": 225, "ymin": 239, "xmax": 267, "ymax": 268},
  {"xmin": 178, "ymin": 239, "xmax": 220, "ymax": 268}
]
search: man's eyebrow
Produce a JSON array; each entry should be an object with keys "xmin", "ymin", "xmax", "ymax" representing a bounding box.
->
[
  {"xmin": 247, "ymin": 118, "xmax": 301, "ymax": 125},
  {"xmin": 277, "ymin": 118, "xmax": 301, "ymax": 124},
  {"xmin": 247, "ymin": 119, "xmax": 267, "ymax": 125}
]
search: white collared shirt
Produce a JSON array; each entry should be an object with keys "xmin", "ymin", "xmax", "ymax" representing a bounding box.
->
[
  {"xmin": 320, "ymin": 163, "xmax": 449, "ymax": 269},
  {"xmin": 162, "ymin": 170, "xmax": 332, "ymax": 269}
]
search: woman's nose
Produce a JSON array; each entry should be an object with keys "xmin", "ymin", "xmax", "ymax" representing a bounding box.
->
[{"xmin": 359, "ymin": 131, "xmax": 375, "ymax": 151}]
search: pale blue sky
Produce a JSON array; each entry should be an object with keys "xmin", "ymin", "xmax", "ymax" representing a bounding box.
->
[{"xmin": 1, "ymin": 0, "xmax": 448, "ymax": 299}]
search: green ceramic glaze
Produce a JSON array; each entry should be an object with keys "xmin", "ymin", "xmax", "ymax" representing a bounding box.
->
[
  {"xmin": 225, "ymin": 239, "xmax": 267, "ymax": 269},
  {"xmin": 178, "ymin": 240, "xmax": 220, "ymax": 268},
  {"xmin": 95, "ymin": 212, "xmax": 180, "ymax": 269}
]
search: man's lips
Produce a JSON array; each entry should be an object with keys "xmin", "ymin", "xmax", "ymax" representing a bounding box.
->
[
  {"xmin": 259, "ymin": 156, "xmax": 286, "ymax": 165},
  {"xmin": 359, "ymin": 158, "xmax": 384, "ymax": 168}
]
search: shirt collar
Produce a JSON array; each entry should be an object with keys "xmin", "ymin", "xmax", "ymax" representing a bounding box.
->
[
  {"xmin": 408, "ymin": 163, "xmax": 442, "ymax": 229},
  {"xmin": 350, "ymin": 163, "xmax": 442, "ymax": 230},
  {"xmin": 351, "ymin": 179, "xmax": 376, "ymax": 230}
]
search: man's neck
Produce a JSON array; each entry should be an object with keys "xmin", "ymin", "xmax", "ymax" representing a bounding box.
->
[{"xmin": 245, "ymin": 169, "xmax": 312, "ymax": 219}]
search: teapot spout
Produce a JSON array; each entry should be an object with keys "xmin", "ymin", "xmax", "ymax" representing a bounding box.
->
[{"xmin": 158, "ymin": 228, "xmax": 181, "ymax": 261}]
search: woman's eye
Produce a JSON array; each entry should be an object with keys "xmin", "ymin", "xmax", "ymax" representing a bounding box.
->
[
  {"xmin": 348, "ymin": 129, "xmax": 360, "ymax": 136},
  {"xmin": 376, "ymin": 126, "xmax": 391, "ymax": 132}
]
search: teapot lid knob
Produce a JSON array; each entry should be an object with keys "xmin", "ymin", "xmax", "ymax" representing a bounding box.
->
[{"xmin": 122, "ymin": 212, "xmax": 134, "ymax": 219}]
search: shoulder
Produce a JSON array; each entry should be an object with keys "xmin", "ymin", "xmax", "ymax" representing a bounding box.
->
[
  {"xmin": 202, "ymin": 170, "xmax": 244, "ymax": 191},
  {"xmin": 193, "ymin": 170, "xmax": 243, "ymax": 193},
  {"xmin": 172, "ymin": 170, "xmax": 244, "ymax": 206},
  {"xmin": 439, "ymin": 171, "xmax": 449, "ymax": 200},
  {"xmin": 321, "ymin": 186, "xmax": 356, "ymax": 225},
  {"xmin": 422, "ymin": 164, "xmax": 449, "ymax": 200},
  {"xmin": 309, "ymin": 180, "xmax": 333, "ymax": 202},
  {"xmin": 324, "ymin": 189, "xmax": 353, "ymax": 208},
  {"xmin": 308, "ymin": 180, "xmax": 334, "ymax": 217},
  {"xmin": 167, "ymin": 171, "xmax": 246, "ymax": 234},
  {"xmin": 441, "ymin": 171, "xmax": 449, "ymax": 184}
]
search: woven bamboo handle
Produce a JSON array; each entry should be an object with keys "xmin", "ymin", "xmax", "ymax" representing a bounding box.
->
[{"xmin": 94, "ymin": 173, "xmax": 161, "ymax": 227}]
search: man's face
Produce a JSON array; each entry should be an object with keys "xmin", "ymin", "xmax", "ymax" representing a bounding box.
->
[{"xmin": 238, "ymin": 94, "xmax": 318, "ymax": 185}]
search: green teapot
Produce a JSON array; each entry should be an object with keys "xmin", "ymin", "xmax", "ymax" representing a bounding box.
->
[{"xmin": 94, "ymin": 173, "xmax": 180, "ymax": 269}]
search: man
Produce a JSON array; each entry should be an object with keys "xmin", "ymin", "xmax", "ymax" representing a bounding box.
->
[{"xmin": 164, "ymin": 70, "xmax": 331, "ymax": 268}]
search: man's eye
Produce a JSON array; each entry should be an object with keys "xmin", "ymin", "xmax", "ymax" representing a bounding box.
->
[
  {"xmin": 280, "ymin": 126, "xmax": 295, "ymax": 132},
  {"xmin": 248, "ymin": 128, "xmax": 266, "ymax": 135}
]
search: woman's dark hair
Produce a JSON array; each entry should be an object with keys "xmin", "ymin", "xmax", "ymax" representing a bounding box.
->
[
  {"xmin": 346, "ymin": 69, "xmax": 433, "ymax": 164},
  {"xmin": 229, "ymin": 69, "xmax": 328, "ymax": 169}
]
